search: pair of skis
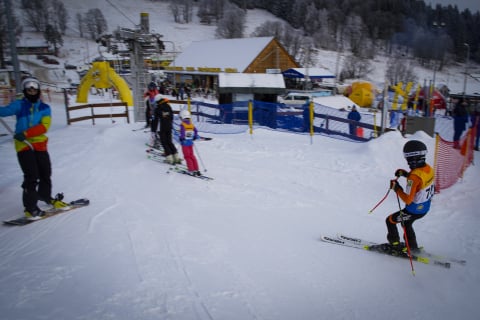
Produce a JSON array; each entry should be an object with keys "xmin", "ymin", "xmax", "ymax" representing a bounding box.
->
[
  {"xmin": 321, "ymin": 234, "xmax": 466, "ymax": 269},
  {"xmin": 146, "ymin": 147, "xmax": 214, "ymax": 180}
]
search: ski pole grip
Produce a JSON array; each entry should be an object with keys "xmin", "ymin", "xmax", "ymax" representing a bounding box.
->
[{"xmin": 1, "ymin": 118, "xmax": 34, "ymax": 150}]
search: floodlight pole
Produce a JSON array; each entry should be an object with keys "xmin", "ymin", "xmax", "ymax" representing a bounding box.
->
[
  {"xmin": 163, "ymin": 41, "xmax": 177, "ymax": 88},
  {"xmin": 381, "ymin": 79, "xmax": 389, "ymax": 134},
  {"xmin": 463, "ymin": 43, "xmax": 470, "ymax": 98}
]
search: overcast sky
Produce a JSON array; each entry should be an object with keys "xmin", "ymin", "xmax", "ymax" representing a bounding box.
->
[{"xmin": 428, "ymin": 0, "xmax": 480, "ymax": 12}]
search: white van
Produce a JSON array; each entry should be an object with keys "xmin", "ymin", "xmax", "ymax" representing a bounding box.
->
[{"xmin": 277, "ymin": 92, "xmax": 312, "ymax": 106}]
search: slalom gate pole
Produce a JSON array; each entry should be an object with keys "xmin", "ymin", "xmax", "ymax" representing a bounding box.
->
[
  {"xmin": 309, "ymin": 101, "xmax": 314, "ymax": 145},
  {"xmin": 0, "ymin": 118, "xmax": 33, "ymax": 150},
  {"xmin": 193, "ymin": 143, "xmax": 207, "ymax": 172},
  {"xmin": 396, "ymin": 193, "xmax": 415, "ymax": 276}
]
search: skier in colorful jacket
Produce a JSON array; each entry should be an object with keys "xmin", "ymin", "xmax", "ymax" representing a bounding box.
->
[
  {"xmin": 0, "ymin": 78, "xmax": 68, "ymax": 218},
  {"xmin": 179, "ymin": 110, "xmax": 201, "ymax": 176},
  {"xmin": 387, "ymin": 140, "xmax": 435, "ymax": 250}
]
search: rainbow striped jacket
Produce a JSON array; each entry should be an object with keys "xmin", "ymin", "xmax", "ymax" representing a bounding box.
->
[{"xmin": 0, "ymin": 98, "xmax": 51, "ymax": 152}]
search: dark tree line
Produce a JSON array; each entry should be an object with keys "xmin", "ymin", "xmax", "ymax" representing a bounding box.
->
[
  {"xmin": 230, "ymin": 0, "xmax": 479, "ymax": 65},
  {"xmin": 0, "ymin": 0, "xmax": 108, "ymax": 64},
  {"xmin": 2, "ymin": 0, "xmax": 478, "ymax": 82},
  {"xmin": 0, "ymin": 1, "xmax": 22, "ymax": 68}
]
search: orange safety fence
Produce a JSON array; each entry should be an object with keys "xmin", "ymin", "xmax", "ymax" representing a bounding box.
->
[{"xmin": 434, "ymin": 127, "xmax": 476, "ymax": 193}]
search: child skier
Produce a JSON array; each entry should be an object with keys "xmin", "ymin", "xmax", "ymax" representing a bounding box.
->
[
  {"xmin": 144, "ymin": 82, "xmax": 158, "ymax": 129},
  {"xmin": 179, "ymin": 110, "xmax": 201, "ymax": 176},
  {"xmin": 387, "ymin": 140, "xmax": 435, "ymax": 251}
]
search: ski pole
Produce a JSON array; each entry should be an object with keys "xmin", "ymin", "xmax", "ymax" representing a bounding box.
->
[
  {"xmin": 396, "ymin": 193, "xmax": 415, "ymax": 276},
  {"xmin": 0, "ymin": 118, "xmax": 33, "ymax": 150},
  {"xmin": 193, "ymin": 143, "xmax": 207, "ymax": 172},
  {"xmin": 369, "ymin": 177, "xmax": 398, "ymax": 214},
  {"xmin": 369, "ymin": 189, "xmax": 391, "ymax": 214}
]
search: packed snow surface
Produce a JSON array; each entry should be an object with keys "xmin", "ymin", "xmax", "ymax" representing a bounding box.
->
[{"xmin": 0, "ymin": 98, "xmax": 479, "ymax": 319}]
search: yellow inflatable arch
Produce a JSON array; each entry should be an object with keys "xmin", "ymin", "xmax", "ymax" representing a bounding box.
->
[{"xmin": 76, "ymin": 61, "xmax": 133, "ymax": 106}]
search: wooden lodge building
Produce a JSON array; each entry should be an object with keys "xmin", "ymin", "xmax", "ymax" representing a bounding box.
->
[{"xmin": 164, "ymin": 37, "xmax": 300, "ymax": 103}]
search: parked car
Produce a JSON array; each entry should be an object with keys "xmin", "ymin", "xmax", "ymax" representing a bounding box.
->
[
  {"xmin": 64, "ymin": 63, "xmax": 77, "ymax": 70},
  {"xmin": 277, "ymin": 92, "xmax": 312, "ymax": 106},
  {"xmin": 43, "ymin": 57, "xmax": 59, "ymax": 65}
]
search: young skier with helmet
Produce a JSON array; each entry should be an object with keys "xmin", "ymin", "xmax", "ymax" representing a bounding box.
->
[
  {"xmin": 387, "ymin": 140, "xmax": 435, "ymax": 252},
  {"xmin": 144, "ymin": 82, "xmax": 158, "ymax": 129},
  {"xmin": 179, "ymin": 110, "xmax": 201, "ymax": 176},
  {"xmin": 0, "ymin": 78, "xmax": 70, "ymax": 219}
]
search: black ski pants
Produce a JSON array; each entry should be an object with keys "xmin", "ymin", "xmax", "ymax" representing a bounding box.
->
[
  {"xmin": 159, "ymin": 128, "xmax": 177, "ymax": 156},
  {"xmin": 17, "ymin": 149, "xmax": 52, "ymax": 211},
  {"xmin": 386, "ymin": 209, "xmax": 426, "ymax": 249}
]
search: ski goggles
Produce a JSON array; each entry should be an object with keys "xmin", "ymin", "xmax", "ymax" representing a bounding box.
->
[
  {"xmin": 404, "ymin": 150, "xmax": 427, "ymax": 158},
  {"xmin": 24, "ymin": 81, "xmax": 40, "ymax": 90}
]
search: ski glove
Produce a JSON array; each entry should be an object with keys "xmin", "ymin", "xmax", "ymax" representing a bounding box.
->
[
  {"xmin": 14, "ymin": 132, "xmax": 26, "ymax": 142},
  {"xmin": 395, "ymin": 169, "xmax": 408, "ymax": 177},
  {"xmin": 390, "ymin": 179, "xmax": 403, "ymax": 192}
]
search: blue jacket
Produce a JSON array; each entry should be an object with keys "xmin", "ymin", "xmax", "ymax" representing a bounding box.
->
[
  {"xmin": 0, "ymin": 98, "xmax": 51, "ymax": 152},
  {"xmin": 347, "ymin": 110, "xmax": 361, "ymax": 122}
]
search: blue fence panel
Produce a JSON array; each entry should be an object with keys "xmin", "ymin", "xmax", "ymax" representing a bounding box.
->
[{"xmin": 187, "ymin": 100, "xmax": 377, "ymax": 141}]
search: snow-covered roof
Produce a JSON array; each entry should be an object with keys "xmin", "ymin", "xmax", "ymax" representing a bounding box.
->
[
  {"xmin": 313, "ymin": 95, "xmax": 358, "ymax": 110},
  {"xmin": 283, "ymin": 67, "xmax": 335, "ymax": 79},
  {"xmin": 219, "ymin": 73, "xmax": 285, "ymax": 88},
  {"xmin": 172, "ymin": 37, "xmax": 275, "ymax": 72},
  {"xmin": 218, "ymin": 73, "xmax": 285, "ymax": 94},
  {"xmin": 16, "ymin": 37, "xmax": 48, "ymax": 48}
]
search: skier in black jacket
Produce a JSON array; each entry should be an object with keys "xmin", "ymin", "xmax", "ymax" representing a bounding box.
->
[{"xmin": 153, "ymin": 95, "xmax": 181, "ymax": 164}]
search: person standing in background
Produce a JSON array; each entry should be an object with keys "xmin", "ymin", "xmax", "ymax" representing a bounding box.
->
[
  {"xmin": 347, "ymin": 105, "xmax": 361, "ymax": 136},
  {"xmin": 452, "ymin": 97, "xmax": 468, "ymax": 149}
]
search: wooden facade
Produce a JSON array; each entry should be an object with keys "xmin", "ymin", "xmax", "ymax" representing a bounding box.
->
[{"xmin": 243, "ymin": 38, "xmax": 299, "ymax": 73}]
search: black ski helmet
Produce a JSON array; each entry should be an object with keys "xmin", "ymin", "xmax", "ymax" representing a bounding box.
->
[
  {"xmin": 148, "ymin": 82, "xmax": 156, "ymax": 90},
  {"xmin": 403, "ymin": 140, "xmax": 427, "ymax": 169}
]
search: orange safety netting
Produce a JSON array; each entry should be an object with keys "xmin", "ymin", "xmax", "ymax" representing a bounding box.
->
[{"xmin": 434, "ymin": 128, "xmax": 476, "ymax": 193}]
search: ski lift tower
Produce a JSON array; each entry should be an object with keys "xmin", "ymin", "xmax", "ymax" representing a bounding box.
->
[{"xmin": 101, "ymin": 13, "xmax": 165, "ymax": 122}]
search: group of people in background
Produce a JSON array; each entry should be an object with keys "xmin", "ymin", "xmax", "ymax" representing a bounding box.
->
[
  {"xmin": 347, "ymin": 95, "xmax": 480, "ymax": 151},
  {"xmin": 144, "ymin": 82, "xmax": 201, "ymax": 175},
  {"xmin": 145, "ymin": 79, "xmax": 216, "ymax": 102}
]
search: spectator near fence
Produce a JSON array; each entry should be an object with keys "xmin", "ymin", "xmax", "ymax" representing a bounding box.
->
[
  {"xmin": 452, "ymin": 97, "xmax": 468, "ymax": 149},
  {"xmin": 472, "ymin": 101, "xmax": 480, "ymax": 151},
  {"xmin": 347, "ymin": 105, "xmax": 361, "ymax": 136}
]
